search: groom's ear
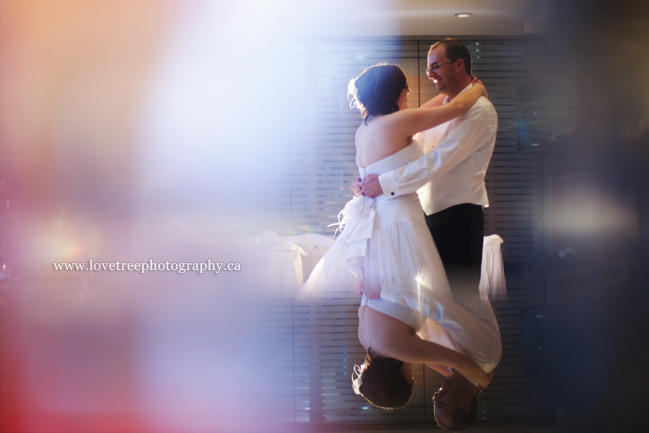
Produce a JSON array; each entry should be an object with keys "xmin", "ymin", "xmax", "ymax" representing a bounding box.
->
[{"xmin": 455, "ymin": 58, "xmax": 465, "ymax": 73}]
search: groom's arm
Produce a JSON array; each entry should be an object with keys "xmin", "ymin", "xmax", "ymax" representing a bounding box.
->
[{"xmin": 374, "ymin": 102, "xmax": 496, "ymax": 198}]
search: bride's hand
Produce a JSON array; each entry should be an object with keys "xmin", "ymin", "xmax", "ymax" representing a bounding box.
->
[
  {"xmin": 477, "ymin": 369, "xmax": 494, "ymax": 393},
  {"xmin": 471, "ymin": 76, "xmax": 488, "ymax": 99}
]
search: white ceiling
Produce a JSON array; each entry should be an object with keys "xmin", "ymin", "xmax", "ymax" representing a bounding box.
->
[{"xmin": 289, "ymin": 0, "xmax": 552, "ymax": 37}]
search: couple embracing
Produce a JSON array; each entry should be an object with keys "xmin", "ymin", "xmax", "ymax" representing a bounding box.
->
[{"xmin": 302, "ymin": 38, "xmax": 501, "ymax": 431}]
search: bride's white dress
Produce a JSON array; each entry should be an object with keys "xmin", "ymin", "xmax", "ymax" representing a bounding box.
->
[
  {"xmin": 301, "ymin": 141, "xmax": 449, "ymax": 307},
  {"xmin": 301, "ymin": 140, "xmax": 501, "ymax": 373}
]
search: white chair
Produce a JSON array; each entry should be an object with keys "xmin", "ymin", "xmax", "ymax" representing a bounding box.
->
[
  {"xmin": 480, "ymin": 234, "xmax": 507, "ymax": 302},
  {"xmin": 245, "ymin": 231, "xmax": 334, "ymax": 292}
]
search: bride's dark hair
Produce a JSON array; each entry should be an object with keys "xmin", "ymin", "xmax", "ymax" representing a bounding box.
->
[
  {"xmin": 351, "ymin": 348, "xmax": 413, "ymax": 410},
  {"xmin": 348, "ymin": 63, "xmax": 408, "ymax": 124}
]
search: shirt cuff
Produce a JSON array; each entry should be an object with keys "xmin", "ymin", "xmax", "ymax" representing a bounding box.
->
[{"xmin": 378, "ymin": 171, "xmax": 399, "ymax": 198}]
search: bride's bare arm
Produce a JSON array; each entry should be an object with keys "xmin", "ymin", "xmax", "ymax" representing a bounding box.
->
[
  {"xmin": 375, "ymin": 332, "xmax": 492, "ymax": 387},
  {"xmin": 419, "ymin": 76, "xmax": 486, "ymax": 110},
  {"xmin": 361, "ymin": 308, "xmax": 492, "ymax": 387},
  {"xmin": 377, "ymin": 332, "xmax": 470, "ymax": 374},
  {"xmin": 387, "ymin": 83, "xmax": 487, "ymax": 137},
  {"xmin": 457, "ymin": 358, "xmax": 493, "ymax": 389},
  {"xmin": 425, "ymin": 362, "xmax": 451, "ymax": 377},
  {"xmin": 418, "ymin": 93, "xmax": 446, "ymax": 109},
  {"xmin": 427, "ymin": 362, "xmax": 493, "ymax": 391}
]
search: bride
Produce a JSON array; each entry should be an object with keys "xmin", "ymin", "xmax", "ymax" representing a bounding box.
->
[{"xmin": 301, "ymin": 63, "xmax": 497, "ymax": 427}]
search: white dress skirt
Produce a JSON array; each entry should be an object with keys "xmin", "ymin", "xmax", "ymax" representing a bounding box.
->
[{"xmin": 300, "ymin": 141, "xmax": 501, "ymax": 373}]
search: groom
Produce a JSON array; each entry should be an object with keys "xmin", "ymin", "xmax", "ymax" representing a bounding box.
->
[{"xmin": 355, "ymin": 38, "xmax": 499, "ymax": 430}]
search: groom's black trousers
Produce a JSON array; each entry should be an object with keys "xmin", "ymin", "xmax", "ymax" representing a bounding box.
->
[{"xmin": 425, "ymin": 203, "xmax": 484, "ymax": 303}]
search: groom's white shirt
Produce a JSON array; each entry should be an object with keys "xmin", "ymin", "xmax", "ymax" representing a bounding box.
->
[{"xmin": 377, "ymin": 83, "xmax": 498, "ymax": 215}]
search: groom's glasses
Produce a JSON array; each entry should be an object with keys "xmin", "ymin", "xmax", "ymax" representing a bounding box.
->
[{"xmin": 426, "ymin": 59, "xmax": 457, "ymax": 75}]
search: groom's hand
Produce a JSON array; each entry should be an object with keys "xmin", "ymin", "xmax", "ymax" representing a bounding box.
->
[{"xmin": 356, "ymin": 174, "xmax": 383, "ymax": 198}]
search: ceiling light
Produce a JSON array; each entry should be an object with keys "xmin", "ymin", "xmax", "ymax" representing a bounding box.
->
[{"xmin": 455, "ymin": 13, "xmax": 473, "ymax": 18}]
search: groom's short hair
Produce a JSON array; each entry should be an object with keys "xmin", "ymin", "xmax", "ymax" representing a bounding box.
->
[{"xmin": 429, "ymin": 38, "xmax": 472, "ymax": 76}]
